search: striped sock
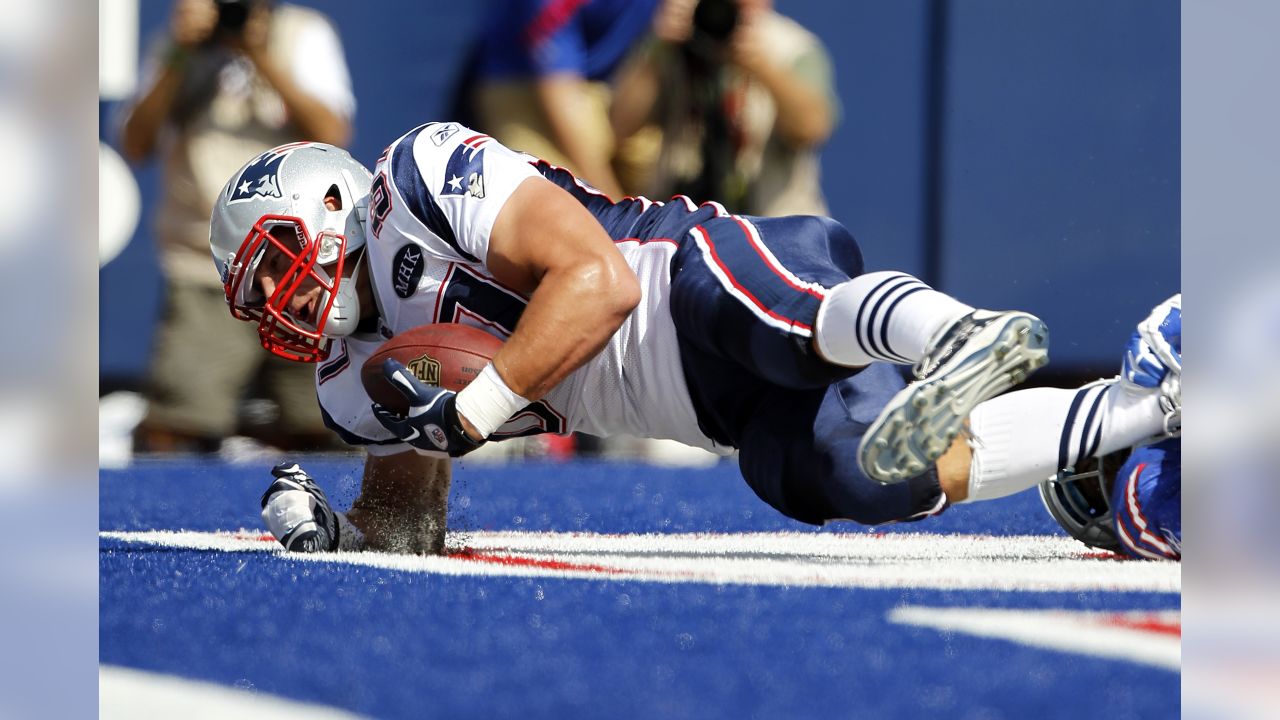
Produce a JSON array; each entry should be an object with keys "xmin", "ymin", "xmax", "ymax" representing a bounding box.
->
[
  {"xmin": 963, "ymin": 381, "xmax": 1167, "ymax": 503},
  {"xmin": 814, "ymin": 271, "xmax": 971, "ymax": 367}
]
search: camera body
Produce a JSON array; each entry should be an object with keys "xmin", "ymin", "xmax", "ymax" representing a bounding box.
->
[
  {"xmin": 693, "ymin": 0, "xmax": 740, "ymax": 44},
  {"xmin": 214, "ymin": 0, "xmax": 255, "ymax": 35},
  {"xmin": 686, "ymin": 0, "xmax": 740, "ymax": 64}
]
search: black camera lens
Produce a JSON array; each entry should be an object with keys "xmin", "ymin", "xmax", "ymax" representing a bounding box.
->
[
  {"xmin": 692, "ymin": 0, "xmax": 739, "ymax": 44},
  {"xmin": 216, "ymin": 0, "xmax": 250, "ymax": 32}
]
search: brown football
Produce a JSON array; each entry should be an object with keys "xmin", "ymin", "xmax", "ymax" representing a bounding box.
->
[{"xmin": 360, "ymin": 324, "xmax": 504, "ymax": 415}]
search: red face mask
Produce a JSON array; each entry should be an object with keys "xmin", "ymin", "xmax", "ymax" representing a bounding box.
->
[{"xmin": 224, "ymin": 214, "xmax": 349, "ymax": 363}]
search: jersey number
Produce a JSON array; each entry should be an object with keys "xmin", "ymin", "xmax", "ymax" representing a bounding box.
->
[
  {"xmin": 369, "ymin": 173, "xmax": 393, "ymax": 238},
  {"xmin": 434, "ymin": 265, "xmax": 565, "ymax": 437}
]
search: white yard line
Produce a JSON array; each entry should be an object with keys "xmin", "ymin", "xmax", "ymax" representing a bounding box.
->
[
  {"xmin": 101, "ymin": 529, "xmax": 1180, "ymax": 594},
  {"xmin": 99, "ymin": 665, "xmax": 366, "ymax": 719},
  {"xmin": 889, "ymin": 606, "xmax": 1181, "ymax": 671}
]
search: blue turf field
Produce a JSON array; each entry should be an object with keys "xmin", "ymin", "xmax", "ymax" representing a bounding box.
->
[{"xmin": 100, "ymin": 457, "xmax": 1180, "ymax": 719}]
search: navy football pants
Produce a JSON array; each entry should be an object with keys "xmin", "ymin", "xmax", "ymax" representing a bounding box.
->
[{"xmin": 669, "ymin": 214, "xmax": 945, "ymax": 526}]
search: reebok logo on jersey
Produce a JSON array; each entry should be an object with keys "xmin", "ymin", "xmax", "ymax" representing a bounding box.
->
[
  {"xmin": 228, "ymin": 143, "xmax": 312, "ymax": 203},
  {"xmin": 430, "ymin": 123, "xmax": 460, "ymax": 146},
  {"xmin": 392, "ymin": 244, "xmax": 425, "ymax": 298}
]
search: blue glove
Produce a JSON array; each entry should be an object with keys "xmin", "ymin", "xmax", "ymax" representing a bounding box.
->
[
  {"xmin": 1122, "ymin": 294, "xmax": 1181, "ymax": 389},
  {"xmin": 371, "ymin": 359, "xmax": 485, "ymax": 457}
]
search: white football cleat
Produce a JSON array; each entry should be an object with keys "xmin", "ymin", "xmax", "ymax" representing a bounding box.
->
[{"xmin": 859, "ymin": 310, "xmax": 1050, "ymax": 484}]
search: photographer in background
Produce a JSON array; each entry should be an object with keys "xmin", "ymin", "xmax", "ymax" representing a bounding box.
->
[
  {"xmin": 465, "ymin": 0, "xmax": 660, "ymax": 201},
  {"xmin": 611, "ymin": 0, "xmax": 838, "ymax": 216},
  {"xmin": 119, "ymin": 0, "xmax": 355, "ymax": 454}
]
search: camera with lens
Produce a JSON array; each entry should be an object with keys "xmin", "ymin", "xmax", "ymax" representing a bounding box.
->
[
  {"xmin": 214, "ymin": 0, "xmax": 255, "ymax": 36},
  {"xmin": 685, "ymin": 0, "xmax": 740, "ymax": 64}
]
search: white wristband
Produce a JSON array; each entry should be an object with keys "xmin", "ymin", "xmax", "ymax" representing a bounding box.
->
[{"xmin": 454, "ymin": 364, "xmax": 530, "ymax": 439}]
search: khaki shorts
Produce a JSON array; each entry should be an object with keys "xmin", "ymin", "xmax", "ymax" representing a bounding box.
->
[
  {"xmin": 474, "ymin": 80, "xmax": 613, "ymax": 166},
  {"xmin": 142, "ymin": 283, "xmax": 326, "ymax": 437},
  {"xmin": 474, "ymin": 80, "xmax": 663, "ymax": 197}
]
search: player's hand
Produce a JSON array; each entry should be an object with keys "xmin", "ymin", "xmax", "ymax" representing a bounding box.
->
[
  {"xmin": 371, "ymin": 359, "xmax": 485, "ymax": 458},
  {"xmin": 1139, "ymin": 293, "xmax": 1181, "ymax": 373},
  {"xmin": 1122, "ymin": 294, "xmax": 1181, "ymax": 389},
  {"xmin": 260, "ymin": 462, "xmax": 339, "ymax": 552}
]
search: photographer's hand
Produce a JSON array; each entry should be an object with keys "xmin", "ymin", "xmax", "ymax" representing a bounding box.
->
[
  {"xmin": 228, "ymin": 1, "xmax": 270, "ymax": 61},
  {"xmin": 729, "ymin": 11, "xmax": 834, "ymax": 149},
  {"xmin": 654, "ymin": 0, "xmax": 698, "ymax": 44},
  {"xmin": 232, "ymin": 3, "xmax": 351, "ymax": 147},
  {"xmin": 171, "ymin": 0, "xmax": 218, "ymax": 48},
  {"xmin": 728, "ymin": 12, "xmax": 771, "ymax": 78}
]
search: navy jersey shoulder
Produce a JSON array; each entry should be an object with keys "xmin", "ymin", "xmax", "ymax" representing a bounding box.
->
[{"xmin": 529, "ymin": 159, "xmax": 721, "ymax": 244}]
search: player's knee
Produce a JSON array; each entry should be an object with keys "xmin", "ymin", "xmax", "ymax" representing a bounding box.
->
[{"xmin": 813, "ymin": 216, "xmax": 864, "ymax": 278}]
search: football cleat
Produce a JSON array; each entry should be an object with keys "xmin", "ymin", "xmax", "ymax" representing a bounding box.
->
[
  {"xmin": 260, "ymin": 462, "xmax": 340, "ymax": 552},
  {"xmin": 859, "ymin": 310, "xmax": 1050, "ymax": 484}
]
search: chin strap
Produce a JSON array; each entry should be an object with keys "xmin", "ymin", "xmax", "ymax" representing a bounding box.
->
[{"xmin": 322, "ymin": 248, "xmax": 367, "ymax": 338}]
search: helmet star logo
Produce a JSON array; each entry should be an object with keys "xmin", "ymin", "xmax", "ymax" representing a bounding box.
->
[{"xmin": 447, "ymin": 175, "xmax": 463, "ymax": 192}]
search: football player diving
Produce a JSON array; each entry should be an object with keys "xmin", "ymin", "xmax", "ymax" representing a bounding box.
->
[{"xmin": 207, "ymin": 129, "xmax": 1179, "ymax": 555}]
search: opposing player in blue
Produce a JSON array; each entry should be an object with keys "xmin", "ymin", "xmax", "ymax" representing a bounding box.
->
[
  {"xmin": 1041, "ymin": 296, "xmax": 1181, "ymax": 560},
  {"xmin": 209, "ymin": 126, "xmax": 1178, "ymax": 554}
]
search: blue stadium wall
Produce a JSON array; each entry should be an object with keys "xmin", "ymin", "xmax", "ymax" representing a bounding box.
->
[{"xmin": 100, "ymin": 0, "xmax": 1178, "ymax": 383}]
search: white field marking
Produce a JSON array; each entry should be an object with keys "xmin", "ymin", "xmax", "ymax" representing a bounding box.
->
[
  {"xmin": 100, "ymin": 665, "xmax": 365, "ymax": 719},
  {"xmin": 888, "ymin": 606, "xmax": 1181, "ymax": 671},
  {"xmin": 100, "ymin": 530, "xmax": 1180, "ymax": 593}
]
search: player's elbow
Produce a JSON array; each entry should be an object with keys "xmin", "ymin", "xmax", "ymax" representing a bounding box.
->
[
  {"xmin": 586, "ymin": 255, "xmax": 641, "ymax": 328},
  {"xmin": 606, "ymin": 262, "xmax": 643, "ymax": 323}
]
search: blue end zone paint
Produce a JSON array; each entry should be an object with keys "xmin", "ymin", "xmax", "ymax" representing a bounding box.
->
[
  {"xmin": 101, "ymin": 459, "xmax": 1178, "ymax": 719},
  {"xmin": 100, "ymin": 457, "xmax": 1060, "ymax": 536}
]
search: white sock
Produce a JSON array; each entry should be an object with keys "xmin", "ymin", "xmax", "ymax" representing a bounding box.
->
[
  {"xmin": 814, "ymin": 271, "xmax": 972, "ymax": 367},
  {"xmin": 961, "ymin": 381, "xmax": 1168, "ymax": 502}
]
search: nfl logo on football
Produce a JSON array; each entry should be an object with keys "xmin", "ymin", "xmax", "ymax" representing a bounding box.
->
[{"xmin": 407, "ymin": 354, "xmax": 441, "ymax": 386}]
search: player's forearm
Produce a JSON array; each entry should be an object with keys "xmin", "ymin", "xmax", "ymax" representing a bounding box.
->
[
  {"xmin": 349, "ymin": 451, "xmax": 451, "ymax": 554},
  {"xmin": 493, "ymin": 257, "xmax": 640, "ymax": 401},
  {"xmin": 249, "ymin": 51, "xmax": 351, "ymax": 146}
]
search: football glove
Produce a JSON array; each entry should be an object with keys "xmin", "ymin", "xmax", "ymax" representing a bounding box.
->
[
  {"xmin": 1122, "ymin": 294, "xmax": 1181, "ymax": 389},
  {"xmin": 371, "ymin": 359, "xmax": 485, "ymax": 457},
  {"xmin": 1120, "ymin": 294, "xmax": 1181, "ymax": 437},
  {"xmin": 260, "ymin": 462, "xmax": 340, "ymax": 552}
]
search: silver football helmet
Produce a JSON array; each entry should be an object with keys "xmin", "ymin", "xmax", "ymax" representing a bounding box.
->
[{"xmin": 210, "ymin": 142, "xmax": 373, "ymax": 362}]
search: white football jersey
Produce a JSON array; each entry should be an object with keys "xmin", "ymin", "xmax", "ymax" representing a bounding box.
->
[{"xmin": 315, "ymin": 122, "xmax": 717, "ymax": 455}]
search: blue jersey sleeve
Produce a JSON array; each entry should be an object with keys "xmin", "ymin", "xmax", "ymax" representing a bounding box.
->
[
  {"xmin": 1111, "ymin": 439, "xmax": 1181, "ymax": 560},
  {"xmin": 526, "ymin": 8, "xmax": 587, "ymax": 76}
]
